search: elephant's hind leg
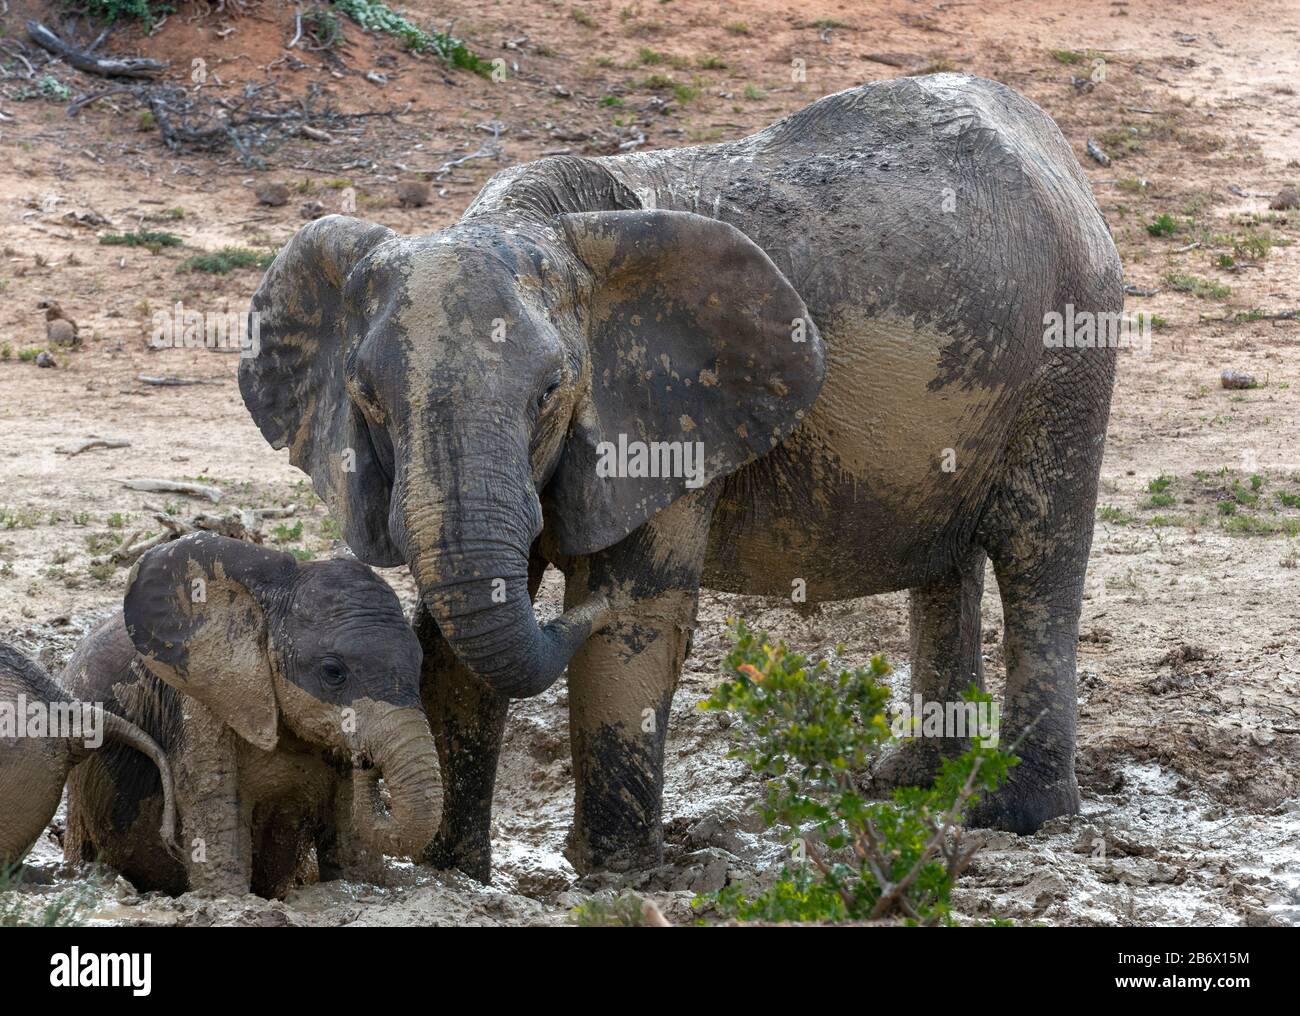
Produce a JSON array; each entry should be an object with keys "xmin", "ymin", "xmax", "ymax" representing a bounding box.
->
[
  {"xmin": 415, "ymin": 595, "xmax": 512, "ymax": 884},
  {"xmin": 560, "ymin": 487, "xmax": 718, "ymax": 874},
  {"xmin": 873, "ymin": 548, "xmax": 987, "ymax": 790},
  {"xmin": 969, "ymin": 358, "xmax": 1113, "ymax": 833}
]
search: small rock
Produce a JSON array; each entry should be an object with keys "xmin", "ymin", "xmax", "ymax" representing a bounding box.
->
[
  {"xmin": 254, "ymin": 181, "xmax": 289, "ymax": 207},
  {"xmin": 396, "ymin": 179, "xmax": 431, "ymax": 208},
  {"xmin": 35, "ymin": 351, "xmax": 56, "ymax": 368},
  {"xmin": 1220, "ymin": 369, "xmax": 1256, "ymax": 389},
  {"xmin": 1269, "ymin": 185, "xmax": 1299, "ymax": 210},
  {"xmin": 1086, "ymin": 138, "xmax": 1111, "ymax": 166},
  {"xmin": 300, "ymin": 200, "xmax": 327, "ymax": 220}
]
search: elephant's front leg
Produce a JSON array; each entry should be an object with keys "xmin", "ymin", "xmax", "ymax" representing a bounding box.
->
[
  {"xmin": 175, "ymin": 704, "xmax": 251, "ymax": 894},
  {"xmin": 560, "ymin": 488, "xmax": 718, "ymax": 874},
  {"xmin": 414, "ymin": 596, "xmax": 511, "ymax": 883}
]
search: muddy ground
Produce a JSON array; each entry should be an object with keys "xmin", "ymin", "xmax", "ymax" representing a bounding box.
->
[{"xmin": 0, "ymin": 0, "xmax": 1297, "ymax": 926}]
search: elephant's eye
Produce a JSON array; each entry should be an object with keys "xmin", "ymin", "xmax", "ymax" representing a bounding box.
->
[
  {"xmin": 538, "ymin": 377, "xmax": 562, "ymax": 413},
  {"xmin": 320, "ymin": 658, "xmax": 348, "ymax": 688}
]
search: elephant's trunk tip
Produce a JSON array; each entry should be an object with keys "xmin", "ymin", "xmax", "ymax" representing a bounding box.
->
[{"xmin": 573, "ymin": 593, "xmax": 612, "ymax": 636}]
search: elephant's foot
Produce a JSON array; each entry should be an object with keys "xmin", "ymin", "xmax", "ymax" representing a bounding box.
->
[
  {"xmin": 423, "ymin": 828, "xmax": 492, "ymax": 884},
  {"xmin": 871, "ymin": 739, "xmax": 966, "ymax": 791},
  {"xmin": 963, "ymin": 767, "xmax": 1080, "ymax": 835},
  {"xmin": 563, "ymin": 825, "xmax": 663, "ymax": 876}
]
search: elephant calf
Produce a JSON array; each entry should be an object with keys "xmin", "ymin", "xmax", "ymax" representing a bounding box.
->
[
  {"xmin": 62, "ymin": 532, "xmax": 440, "ymax": 899},
  {"xmin": 0, "ymin": 643, "xmax": 175, "ymax": 869}
]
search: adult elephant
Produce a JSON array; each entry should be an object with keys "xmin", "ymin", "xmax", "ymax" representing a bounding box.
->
[{"xmin": 240, "ymin": 74, "xmax": 1122, "ymax": 879}]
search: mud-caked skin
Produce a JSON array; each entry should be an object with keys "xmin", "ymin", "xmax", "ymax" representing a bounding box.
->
[
  {"xmin": 61, "ymin": 532, "xmax": 441, "ymax": 898},
  {"xmin": 0, "ymin": 644, "xmax": 176, "ymax": 869},
  {"xmin": 240, "ymin": 75, "xmax": 1121, "ymax": 876}
]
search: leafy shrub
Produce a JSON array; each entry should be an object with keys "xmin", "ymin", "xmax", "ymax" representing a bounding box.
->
[
  {"xmin": 99, "ymin": 230, "xmax": 184, "ymax": 254},
  {"xmin": 1146, "ymin": 213, "xmax": 1178, "ymax": 237},
  {"xmin": 697, "ymin": 621, "xmax": 1016, "ymax": 925},
  {"xmin": 180, "ymin": 248, "xmax": 275, "ymax": 274},
  {"xmin": 330, "ymin": 0, "xmax": 491, "ymax": 76},
  {"xmin": 69, "ymin": 1, "xmax": 173, "ymax": 25},
  {"xmin": 572, "ymin": 893, "xmax": 651, "ymax": 927}
]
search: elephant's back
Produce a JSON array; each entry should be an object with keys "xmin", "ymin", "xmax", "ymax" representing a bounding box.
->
[{"xmin": 698, "ymin": 77, "xmax": 1121, "ymax": 595}]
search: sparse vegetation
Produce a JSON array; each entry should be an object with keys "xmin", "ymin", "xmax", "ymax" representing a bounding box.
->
[
  {"xmin": 1164, "ymin": 272, "xmax": 1231, "ymax": 300},
  {"xmin": 99, "ymin": 230, "xmax": 184, "ymax": 253},
  {"xmin": 330, "ymin": 0, "xmax": 491, "ymax": 76},
  {"xmin": 1, "ymin": 863, "xmax": 96, "ymax": 927},
  {"xmin": 693, "ymin": 622, "xmax": 1014, "ymax": 925},
  {"xmin": 181, "ymin": 248, "xmax": 276, "ymax": 274},
  {"xmin": 1146, "ymin": 213, "xmax": 1178, "ymax": 237}
]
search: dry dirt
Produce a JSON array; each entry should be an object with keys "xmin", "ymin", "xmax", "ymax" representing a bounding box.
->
[{"xmin": 1, "ymin": 0, "xmax": 1298, "ymax": 926}]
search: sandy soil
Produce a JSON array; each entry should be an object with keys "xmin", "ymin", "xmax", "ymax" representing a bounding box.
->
[{"xmin": 1, "ymin": 0, "xmax": 1298, "ymax": 926}]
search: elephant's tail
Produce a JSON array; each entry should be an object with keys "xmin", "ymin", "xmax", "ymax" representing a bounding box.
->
[{"xmin": 97, "ymin": 712, "xmax": 179, "ymax": 851}]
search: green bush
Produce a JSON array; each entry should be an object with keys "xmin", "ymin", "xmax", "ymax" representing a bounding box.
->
[
  {"xmin": 330, "ymin": 0, "xmax": 491, "ymax": 76},
  {"xmin": 697, "ymin": 621, "xmax": 1017, "ymax": 925},
  {"xmin": 180, "ymin": 247, "xmax": 275, "ymax": 274},
  {"xmin": 70, "ymin": 1, "xmax": 174, "ymax": 25},
  {"xmin": 100, "ymin": 230, "xmax": 184, "ymax": 253},
  {"xmin": 1146, "ymin": 213, "xmax": 1178, "ymax": 237}
]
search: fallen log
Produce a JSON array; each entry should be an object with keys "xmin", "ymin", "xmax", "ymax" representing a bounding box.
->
[
  {"xmin": 120, "ymin": 478, "xmax": 223, "ymax": 503},
  {"xmin": 137, "ymin": 375, "xmax": 223, "ymax": 387},
  {"xmin": 26, "ymin": 20, "xmax": 166, "ymax": 79}
]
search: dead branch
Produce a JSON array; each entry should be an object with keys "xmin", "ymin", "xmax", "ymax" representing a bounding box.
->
[
  {"xmin": 105, "ymin": 508, "xmax": 265, "ymax": 567},
  {"xmin": 136, "ymin": 374, "xmax": 223, "ymax": 387},
  {"xmin": 26, "ymin": 20, "xmax": 166, "ymax": 79},
  {"xmin": 120, "ymin": 478, "xmax": 223, "ymax": 504},
  {"xmin": 56, "ymin": 437, "xmax": 131, "ymax": 456}
]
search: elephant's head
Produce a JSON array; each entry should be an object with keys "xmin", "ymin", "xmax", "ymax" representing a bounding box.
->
[
  {"xmin": 124, "ymin": 532, "xmax": 437, "ymax": 860},
  {"xmin": 239, "ymin": 201, "xmax": 824, "ymax": 697}
]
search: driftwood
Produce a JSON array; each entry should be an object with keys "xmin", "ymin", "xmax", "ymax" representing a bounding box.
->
[
  {"xmin": 121, "ymin": 478, "xmax": 223, "ymax": 504},
  {"xmin": 103, "ymin": 505, "xmax": 298, "ymax": 568},
  {"xmin": 56, "ymin": 437, "xmax": 131, "ymax": 456},
  {"xmin": 105, "ymin": 510, "xmax": 264, "ymax": 567},
  {"xmin": 137, "ymin": 374, "xmax": 223, "ymax": 387},
  {"xmin": 26, "ymin": 21, "xmax": 166, "ymax": 80}
]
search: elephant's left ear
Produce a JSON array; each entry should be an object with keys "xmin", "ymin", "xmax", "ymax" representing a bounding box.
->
[{"xmin": 547, "ymin": 209, "xmax": 825, "ymax": 555}]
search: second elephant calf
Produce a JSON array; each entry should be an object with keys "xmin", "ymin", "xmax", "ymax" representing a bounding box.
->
[{"xmin": 61, "ymin": 532, "xmax": 441, "ymax": 898}]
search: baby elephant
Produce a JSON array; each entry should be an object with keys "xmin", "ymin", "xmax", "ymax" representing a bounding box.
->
[
  {"xmin": 1, "ymin": 643, "xmax": 175, "ymax": 869},
  {"xmin": 62, "ymin": 532, "xmax": 440, "ymax": 899}
]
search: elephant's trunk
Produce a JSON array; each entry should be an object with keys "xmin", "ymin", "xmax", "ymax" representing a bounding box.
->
[
  {"xmin": 97, "ymin": 710, "xmax": 178, "ymax": 849},
  {"xmin": 351, "ymin": 705, "xmax": 442, "ymax": 859},
  {"xmin": 394, "ymin": 456, "xmax": 609, "ymax": 699}
]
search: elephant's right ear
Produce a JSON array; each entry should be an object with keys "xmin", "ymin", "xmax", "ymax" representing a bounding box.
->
[
  {"xmin": 125, "ymin": 533, "xmax": 295, "ymax": 752},
  {"xmin": 239, "ymin": 215, "xmax": 403, "ymax": 566}
]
